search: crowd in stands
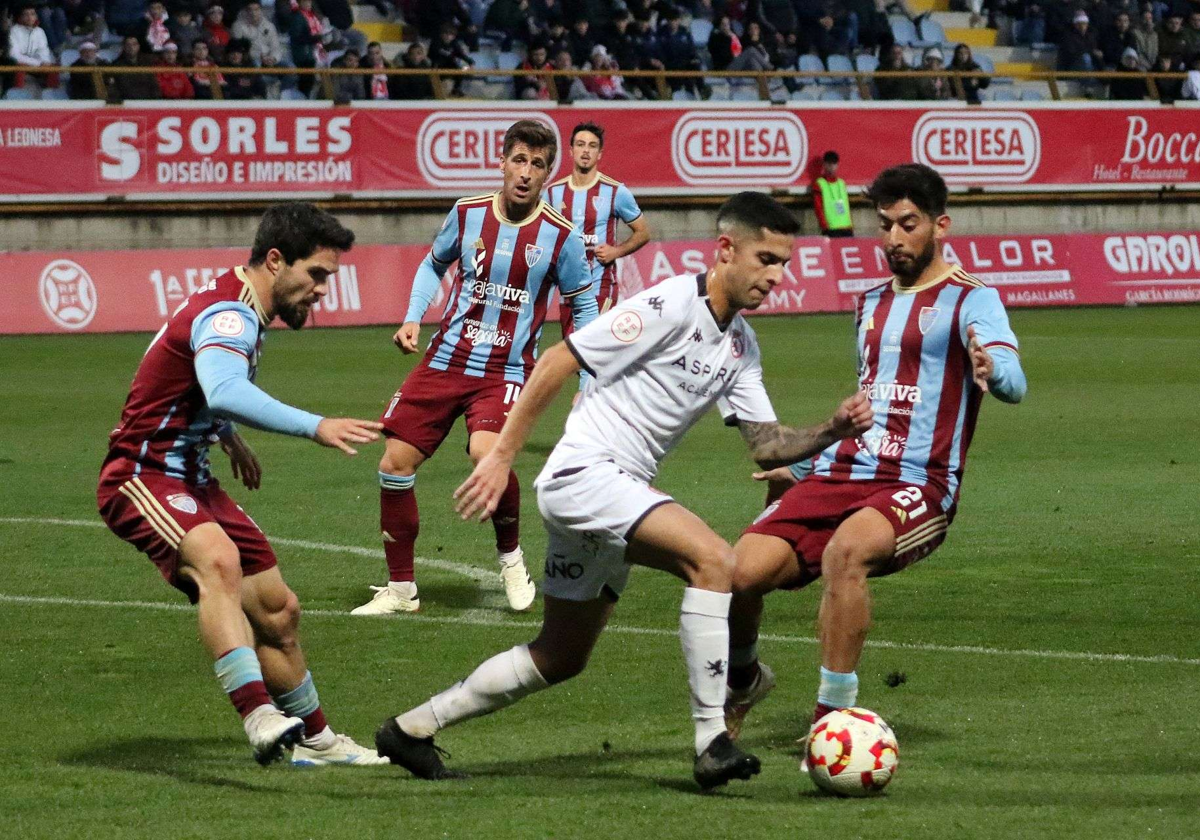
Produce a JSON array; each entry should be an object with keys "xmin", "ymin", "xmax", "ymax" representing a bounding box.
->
[{"xmin": 1, "ymin": 0, "xmax": 1197, "ymax": 101}]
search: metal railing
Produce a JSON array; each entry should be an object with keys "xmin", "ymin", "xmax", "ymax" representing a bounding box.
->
[{"xmin": 6, "ymin": 65, "xmax": 1193, "ymax": 103}]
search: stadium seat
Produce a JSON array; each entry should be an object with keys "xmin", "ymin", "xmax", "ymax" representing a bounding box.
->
[
  {"xmin": 918, "ymin": 18, "xmax": 948, "ymax": 47},
  {"xmin": 469, "ymin": 51, "xmax": 497, "ymax": 71},
  {"xmin": 690, "ymin": 18, "xmax": 713, "ymax": 46},
  {"xmin": 730, "ymin": 84, "xmax": 759, "ymax": 100},
  {"xmin": 820, "ymin": 88, "xmax": 846, "ymax": 101},
  {"xmin": 890, "ymin": 16, "xmax": 918, "ymax": 46},
  {"xmin": 707, "ymin": 80, "xmax": 731, "ymax": 99},
  {"xmin": 798, "ymin": 53, "xmax": 827, "ymax": 84},
  {"xmin": 790, "ymin": 85, "xmax": 822, "ymax": 100},
  {"xmin": 992, "ymin": 87, "xmax": 1019, "ymax": 100},
  {"xmin": 99, "ymin": 46, "xmax": 120, "ymax": 63},
  {"xmin": 826, "ymin": 53, "xmax": 854, "ymax": 86},
  {"xmin": 280, "ymin": 88, "xmax": 308, "ymax": 100},
  {"xmin": 40, "ymin": 87, "xmax": 68, "ymax": 100},
  {"xmin": 1020, "ymin": 88, "xmax": 1047, "ymax": 100},
  {"xmin": 671, "ymin": 88, "xmax": 696, "ymax": 101},
  {"xmin": 855, "ymin": 54, "xmax": 879, "ymax": 73},
  {"xmin": 4, "ymin": 87, "xmax": 36, "ymax": 100},
  {"xmin": 60, "ymin": 48, "xmax": 80, "ymax": 67}
]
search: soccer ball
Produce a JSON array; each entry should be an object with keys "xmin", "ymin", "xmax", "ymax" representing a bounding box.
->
[{"xmin": 806, "ymin": 707, "xmax": 899, "ymax": 797}]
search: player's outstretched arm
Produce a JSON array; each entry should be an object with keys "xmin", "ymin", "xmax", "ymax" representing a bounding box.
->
[
  {"xmin": 738, "ymin": 392, "xmax": 874, "ymax": 469},
  {"xmin": 313, "ymin": 417, "xmax": 385, "ymax": 456},
  {"xmin": 454, "ymin": 342, "xmax": 581, "ymax": 521}
]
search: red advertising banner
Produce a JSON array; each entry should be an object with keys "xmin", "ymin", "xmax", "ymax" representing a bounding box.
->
[
  {"xmin": 2, "ymin": 102, "xmax": 1200, "ymax": 199},
  {"xmin": 4, "ymin": 231, "xmax": 1196, "ymax": 336}
]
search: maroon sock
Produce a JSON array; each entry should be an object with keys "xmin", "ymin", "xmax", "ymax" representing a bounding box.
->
[
  {"xmin": 380, "ymin": 486, "xmax": 418, "ymax": 583},
  {"xmin": 229, "ymin": 681, "xmax": 273, "ymax": 719},
  {"xmin": 813, "ymin": 702, "xmax": 838, "ymax": 725},
  {"xmin": 302, "ymin": 707, "xmax": 328, "ymax": 738},
  {"xmin": 492, "ymin": 470, "xmax": 521, "ymax": 554}
]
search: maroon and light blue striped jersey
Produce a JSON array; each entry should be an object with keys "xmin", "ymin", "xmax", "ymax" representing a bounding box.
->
[{"xmin": 811, "ymin": 266, "xmax": 1023, "ymax": 511}]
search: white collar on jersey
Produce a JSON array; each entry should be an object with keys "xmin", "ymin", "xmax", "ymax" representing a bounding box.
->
[
  {"xmin": 566, "ymin": 170, "xmax": 602, "ymax": 191},
  {"xmin": 234, "ymin": 266, "xmax": 271, "ymax": 325},
  {"xmin": 491, "ymin": 194, "xmax": 545, "ymax": 228},
  {"xmin": 892, "ymin": 265, "xmax": 957, "ymax": 295}
]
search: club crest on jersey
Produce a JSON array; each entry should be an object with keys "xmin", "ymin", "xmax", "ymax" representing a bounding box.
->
[
  {"xmin": 610, "ymin": 310, "xmax": 643, "ymax": 342},
  {"xmin": 591, "ymin": 195, "xmax": 604, "ymax": 212},
  {"xmin": 918, "ymin": 306, "xmax": 941, "ymax": 335},
  {"xmin": 730, "ymin": 329, "xmax": 745, "ymax": 359},
  {"xmin": 524, "ymin": 244, "xmax": 544, "ymax": 268},
  {"xmin": 167, "ymin": 493, "xmax": 198, "ymax": 515},
  {"xmin": 212, "ymin": 311, "xmax": 245, "ymax": 337}
]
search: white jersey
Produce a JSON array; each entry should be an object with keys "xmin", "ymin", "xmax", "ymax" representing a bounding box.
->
[{"xmin": 545, "ymin": 272, "xmax": 777, "ymax": 484}]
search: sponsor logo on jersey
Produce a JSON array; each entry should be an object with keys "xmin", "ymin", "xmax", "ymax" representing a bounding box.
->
[
  {"xmin": 912, "ymin": 111, "xmax": 1040, "ymax": 184},
  {"xmin": 611, "ymin": 310, "xmax": 643, "ymax": 342},
  {"xmin": 464, "ymin": 321, "xmax": 512, "ymax": 347},
  {"xmin": 167, "ymin": 493, "xmax": 198, "ymax": 515},
  {"xmin": 469, "ymin": 279, "xmax": 531, "ymax": 305},
  {"xmin": 730, "ymin": 329, "xmax": 745, "ymax": 359},
  {"xmin": 545, "ymin": 556, "xmax": 585, "ymax": 579},
  {"xmin": 496, "ymin": 237, "xmax": 513, "ymax": 258},
  {"xmin": 865, "ymin": 382, "xmax": 923, "ymax": 404},
  {"xmin": 212, "ymin": 311, "xmax": 245, "ymax": 337},
  {"xmin": 39, "ymin": 259, "xmax": 98, "ymax": 331},
  {"xmin": 856, "ymin": 428, "xmax": 907, "ymax": 459},
  {"xmin": 671, "ymin": 111, "xmax": 808, "ymax": 186},
  {"xmin": 918, "ymin": 306, "xmax": 940, "ymax": 335},
  {"xmin": 524, "ymin": 243, "xmax": 544, "ymax": 268},
  {"xmin": 416, "ymin": 111, "xmax": 562, "ymax": 188}
]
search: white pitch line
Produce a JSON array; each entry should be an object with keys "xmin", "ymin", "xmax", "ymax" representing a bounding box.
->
[{"xmin": 3, "ymin": 517, "xmax": 1198, "ymax": 668}]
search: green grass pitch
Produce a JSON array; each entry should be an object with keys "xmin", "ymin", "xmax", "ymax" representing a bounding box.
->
[{"xmin": 1, "ymin": 307, "xmax": 1197, "ymax": 839}]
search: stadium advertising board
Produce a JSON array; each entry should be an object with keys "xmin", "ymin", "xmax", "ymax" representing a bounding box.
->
[
  {"xmin": 1, "ymin": 103, "xmax": 1199, "ymax": 199},
  {"xmin": 4, "ymin": 232, "xmax": 1196, "ymax": 335}
]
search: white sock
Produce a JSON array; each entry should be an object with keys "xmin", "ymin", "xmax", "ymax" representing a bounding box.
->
[
  {"xmin": 301, "ymin": 725, "xmax": 336, "ymax": 750},
  {"xmin": 680, "ymin": 587, "xmax": 733, "ymax": 754},
  {"xmin": 399, "ymin": 644, "xmax": 548, "ymax": 738}
]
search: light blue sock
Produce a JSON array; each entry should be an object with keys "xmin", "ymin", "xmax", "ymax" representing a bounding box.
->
[
  {"xmin": 214, "ymin": 646, "xmax": 264, "ymax": 694},
  {"xmin": 274, "ymin": 671, "xmax": 320, "ymax": 718},
  {"xmin": 817, "ymin": 666, "xmax": 859, "ymax": 709}
]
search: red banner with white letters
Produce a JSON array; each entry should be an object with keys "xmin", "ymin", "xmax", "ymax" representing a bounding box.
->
[
  {"xmin": 4, "ymin": 231, "xmax": 1196, "ymax": 335},
  {"xmin": 2, "ymin": 102, "xmax": 1200, "ymax": 199}
]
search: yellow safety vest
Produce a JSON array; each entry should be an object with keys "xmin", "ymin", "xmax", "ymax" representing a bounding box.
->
[{"xmin": 816, "ymin": 177, "xmax": 852, "ymax": 232}]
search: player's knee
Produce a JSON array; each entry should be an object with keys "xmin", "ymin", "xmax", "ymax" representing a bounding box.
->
[
  {"xmin": 378, "ymin": 450, "xmax": 416, "ymax": 476},
  {"xmin": 258, "ymin": 589, "xmax": 301, "ymax": 647},
  {"xmin": 820, "ymin": 539, "xmax": 873, "ymax": 585},
  {"xmin": 199, "ymin": 548, "xmax": 243, "ymax": 596},
  {"xmin": 528, "ymin": 639, "xmax": 589, "ymax": 685},
  {"xmin": 690, "ymin": 541, "xmax": 736, "ymax": 590}
]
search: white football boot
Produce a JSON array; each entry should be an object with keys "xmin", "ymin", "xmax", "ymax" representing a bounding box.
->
[
  {"xmin": 292, "ymin": 728, "xmax": 391, "ymax": 767},
  {"xmin": 724, "ymin": 662, "xmax": 776, "ymax": 741},
  {"xmin": 243, "ymin": 704, "xmax": 305, "ymax": 765},
  {"xmin": 351, "ymin": 582, "xmax": 420, "ymax": 615},
  {"xmin": 498, "ymin": 547, "xmax": 536, "ymax": 612}
]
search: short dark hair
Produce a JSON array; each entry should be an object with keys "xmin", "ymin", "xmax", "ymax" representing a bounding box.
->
[
  {"xmin": 502, "ymin": 119, "xmax": 557, "ymax": 168},
  {"xmin": 823, "ymin": 150, "xmax": 839, "ymax": 164},
  {"xmin": 867, "ymin": 163, "xmax": 948, "ymax": 218},
  {"xmin": 716, "ymin": 192, "xmax": 801, "ymax": 238},
  {"xmin": 249, "ymin": 202, "xmax": 355, "ymax": 266},
  {"xmin": 571, "ymin": 121, "xmax": 605, "ymax": 147}
]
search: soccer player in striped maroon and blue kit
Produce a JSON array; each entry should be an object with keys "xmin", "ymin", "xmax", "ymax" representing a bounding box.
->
[
  {"xmin": 97, "ymin": 203, "xmax": 390, "ymax": 766},
  {"xmin": 721, "ymin": 164, "xmax": 1028, "ymax": 741},
  {"xmin": 355, "ymin": 120, "xmax": 598, "ymax": 616},
  {"xmin": 543, "ymin": 121, "xmax": 650, "ymax": 336}
]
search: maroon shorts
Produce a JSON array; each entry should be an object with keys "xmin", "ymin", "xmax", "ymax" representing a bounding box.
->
[
  {"xmin": 561, "ymin": 281, "xmax": 618, "ymax": 337},
  {"xmin": 380, "ymin": 362, "xmax": 522, "ymax": 457},
  {"xmin": 744, "ymin": 476, "xmax": 952, "ymax": 589},
  {"xmin": 97, "ymin": 460, "xmax": 277, "ymax": 602}
]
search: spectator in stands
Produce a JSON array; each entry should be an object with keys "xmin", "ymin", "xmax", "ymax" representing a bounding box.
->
[
  {"xmin": 1099, "ymin": 11, "xmax": 1137, "ymax": 67},
  {"xmin": 63, "ymin": 0, "xmax": 108, "ymax": 46},
  {"xmin": 155, "ymin": 41, "xmax": 194, "ymax": 98},
  {"xmin": 68, "ymin": 40, "xmax": 107, "ymax": 99},
  {"xmin": 1155, "ymin": 52, "xmax": 1183, "ymax": 101},
  {"xmin": 760, "ymin": 0, "xmax": 798, "ymax": 38},
  {"xmin": 658, "ymin": 7, "xmax": 706, "ymax": 97},
  {"xmin": 108, "ymin": 0, "xmax": 147, "ymax": 38},
  {"xmin": 1182, "ymin": 54, "xmax": 1200, "ymax": 98},
  {"xmin": 484, "ymin": 0, "xmax": 535, "ymax": 50},
  {"xmin": 8, "ymin": 4, "xmax": 56, "ymax": 90},
  {"xmin": 329, "ymin": 48, "xmax": 366, "ymax": 101},
  {"xmin": 203, "ymin": 5, "xmax": 232, "ymax": 61},
  {"xmin": 132, "ymin": 1, "xmax": 172, "ymax": 54},
  {"xmin": 1108, "ymin": 45, "xmax": 1149, "ymax": 96},
  {"xmin": 321, "ymin": 0, "xmax": 370, "ymax": 56},
  {"xmin": 430, "ymin": 22, "xmax": 473, "ymax": 96},
  {"xmin": 605, "ymin": 12, "xmax": 641, "ymax": 75},
  {"xmin": 774, "ymin": 29, "xmax": 801, "ymax": 76},
  {"xmin": 1158, "ymin": 12, "xmax": 1189, "ymax": 62},
  {"xmin": 875, "ymin": 42, "xmax": 919, "ymax": 99},
  {"xmin": 516, "ymin": 42, "xmax": 553, "ymax": 98},
  {"xmin": 391, "ymin": 40, "xmax": 434, "ymax": 100},
  {"xmin": 916, "ymin": 46, "xmax": 952, "ymax": 98},
  {"xmin": 1184, "ymin": 12, "xmax": 1200, "ymax": 60},
  {"xmin": 366, "ymin": 42, "xmax": 391, "ymax": 99},
  {"xmin": 188, "ymin": 38, "xmax": 223, "ymax": 99},
  {"xmin": 289, "ymin": 0, "xmax": 330, "ymax": 95},
  {"xmin": 233, "ymin": 2, "xmax": 283, "ymax": 68},
  {"xmin": 532, "ymin": 0, "xmax": 567, "ymax": 29},
  {"xmin": 1006, "ymin": 0, "xmax": 1047, "ymax": 47},
  {"xmin": 552, "ymin": 47, "xmax": 592, "ymax": 102},
  {"xmin": 733, "ymin": 19, "xmax": 775, "ymax": 70},
  {"xmin": 568, "ymin": 17, "xmax": 597, "ymax": 66},
  {"xmin": 168, "ymin": 6, "xmax": 203, "ymax": 58},
  {"xmin": 36, "ymin": 0, "xmax": 68, "ymax": 53},
  {"xmin": 583, "ymin": 43, "xmax": 631, "ymax": 98},
  {"xmin": 1132, "ymin": 5, "xmax": 1159, "ymax": 67},
  {"xmin": 224, "ymin": 38, "xmax": 266, "ymax": 99},
  {"xmin": 1058, "ymin": 11, "xmax": 1104, "ymax": 71},
  {"xmin": 707, "ymin": 14, "xmax": 741, "ymax": 70},
  {"xmin": 544, "ymin": 20, "xmax": 571, "ymax": 57},
  {"xmin": 812, "ymin": 11, "xmax": 851, "ymax": 60},
  {"xmin": 631, "ymin": 16, "xmax": 666, "ymax": 98},
  {"xmin": 949, "ymin": 42, "xmax": 990, "ymax": 102},
  {"xmin": 1044, "ymin": 0, "xmax": 1079, "ymax": 44},
  {"xmin": 109, "ymin": 34, "xmax": 160, "ymax": 99},
  {"xmin": 413, "ymin": 0, "xmax": 478, "ymax": 50}
]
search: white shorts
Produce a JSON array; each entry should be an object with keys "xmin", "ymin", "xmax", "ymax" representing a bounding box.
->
[{"xmin": 534, "ymin": 459, "xmax": 673, "ymax": 602}]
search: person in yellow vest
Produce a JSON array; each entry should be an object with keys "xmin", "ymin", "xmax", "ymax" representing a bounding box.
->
[{"xmin": 812, "ymin": 151, "xmax": 854, "ymax": 238}]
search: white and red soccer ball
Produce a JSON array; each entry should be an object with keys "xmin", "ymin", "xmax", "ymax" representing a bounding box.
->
[{"xmin": 806, "ymin": 707, "xmax": 899, "ymax": 797}]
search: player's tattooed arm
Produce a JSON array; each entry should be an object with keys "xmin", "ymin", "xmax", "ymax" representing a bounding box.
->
[{"xmin": 737, "ymin": 392, "xmax": 874, "ymax": 469}]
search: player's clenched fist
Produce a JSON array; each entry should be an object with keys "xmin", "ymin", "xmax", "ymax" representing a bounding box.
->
[
  {"xmin": 394, "ymin": 321, "xmax": 421, "ymax": 354},
  {"xmin": 315, "ymin": 418, "xmax": 385, "ymax": 455},
  {"xmin": 831, "ymin": 391, "xmax": 874, "ymax": 438}
]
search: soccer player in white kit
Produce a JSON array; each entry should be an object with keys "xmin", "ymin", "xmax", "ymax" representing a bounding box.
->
[{"xmin": 375, "ymin": 193, "xmax": 874, "ymax": 789}]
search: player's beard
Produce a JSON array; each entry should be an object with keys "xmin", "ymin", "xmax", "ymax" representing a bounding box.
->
[
  {"xmin": 276, "ymin": 298, "xmax": 311, "ymax": 330},
  {"xmin": 887, "ymin": 238, "xmax": 936, "ymax": 281}
]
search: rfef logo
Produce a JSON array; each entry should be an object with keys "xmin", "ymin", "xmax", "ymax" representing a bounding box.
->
[
  {"xmin": 912, "ymin": 111, "xmax": 1040, "ymax": 183},
  {"xmin": 96, "ymin": 117, "xmax": 147, "ymax": 183},
  {"xmin": 39, "ymin": 259, "xmax": 98, "ymax": 330},
  {"xmin": 671, "ymin": 111, "xmax": 807, "ymax": 187},
  {"xmin": 416, "ymin": 111, "xmax": 561, "ymax": 189}
]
